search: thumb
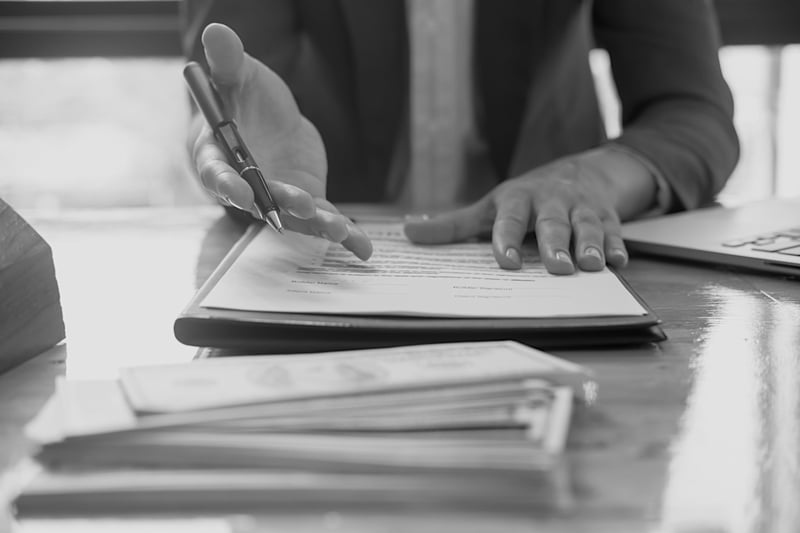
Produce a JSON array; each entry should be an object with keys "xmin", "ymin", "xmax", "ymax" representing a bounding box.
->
[
  {"xmin": 199, "ymin": 23, "xmax": 304, "ymax": 139},
  {"xmin": 403, "ymin": 200, "xmax": 493, "ymax": 244},
  {"xmin": 201, "ymin": 23, "xmax": 248, "ymax": 88}
]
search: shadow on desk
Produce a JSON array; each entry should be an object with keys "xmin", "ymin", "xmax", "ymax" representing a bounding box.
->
[{"xmin": 194, "ymin": 212, "xmax": 250, "ymax": 290}]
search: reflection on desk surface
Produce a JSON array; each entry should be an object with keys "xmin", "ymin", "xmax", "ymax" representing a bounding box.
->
[
  {"xmin": 661, "ymin": 288, "xmax": 800, "ymax": 533},
  {"xmin": 0, "ymin": 207, "xmax": 797, "ymax": 532}
]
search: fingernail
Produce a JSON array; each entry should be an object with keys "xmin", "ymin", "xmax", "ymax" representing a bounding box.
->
[
  {"xmin": 220, "ymin": 190, "xmax": 242, "ymax": 210},
  {"xmin": 611, "ymin": 248, "xmax": 628, "ymax": 263},
  {"xmin": 555, "ymin": 251, "xmax": 572, "ymax": 264},
  {"xmin": 505, "ymin": 248, "xmax": 522, "ymax": 267},
  {"xmin": 584, "ymin": 247, "xmax": 602, "ymax": 260},
  {"xmin": 229, "ymin": 198, "xmax": 247, "ymax": 211}
]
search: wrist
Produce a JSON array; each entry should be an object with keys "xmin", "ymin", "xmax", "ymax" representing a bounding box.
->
[{"xmin": 579, "ymin": 146, "xmax": 659, "ymax": 221}]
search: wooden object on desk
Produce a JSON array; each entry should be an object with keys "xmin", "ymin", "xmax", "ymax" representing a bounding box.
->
[{"xmin": 0, "ymin": 199, "xmax": 65, "ymax": 374}]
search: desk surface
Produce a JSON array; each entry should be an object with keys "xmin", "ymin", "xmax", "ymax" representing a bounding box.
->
[{"xmin": 1, "ymin": 206, "xmax": 798, "ymax": 533}]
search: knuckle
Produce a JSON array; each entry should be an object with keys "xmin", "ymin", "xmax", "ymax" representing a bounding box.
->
[
  {"xmin": 538, "ymin": 178, "xmax": 576, "ymax": 199},
  {"xmin": 603, "ymin": 215, "xmax": 622, "ymax": 229},
  {"xmin": 535, "ymin": 215, "xmax": 571, "ymax": 232},
  {"xmin": 285, "ymin": 183, "xmax": 312, "ymax": 202},
  {"xmin": 197, "ymin": 161, "xmax": 219, "ymax": 190},
  {"xmin": 574, "ymin": 223, "xmax": 603, "ymax": 238},
  {"xmin": 605, "ymin": 232, "xmax": 625, "ymax": 246},
  {"xmin": 496, "ymin": 211, "xmax": 528, "ymax": 229},
  {"xmin": 598, "ymin": 206, "xmax": 620, "ymax": 222},
  {"xmin": 603, "ymin": 217, "xmax": 623, "ymax": 233},
  {"xmin": 495, "ymin": 191, "xmax": 529, "ymax": 210},
  {"xmin": 192, "ymin": 130, "xmax": 215, "ymax": 161},
  {"xmin": 570, "ymin": 208, "xmax": 600, "ymax": 226},
  {"xmin": 315, "ymin": 197, "xmax": 339, "ymax": 214},
  {"xmin": 315, "ymin": 207, "xmax": 340, "ymax": 226}
]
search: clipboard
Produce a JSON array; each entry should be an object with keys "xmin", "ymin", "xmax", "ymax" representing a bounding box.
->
[{"xmin": 174, "ymin": 224, "xmax": 665, "ymax": 353}]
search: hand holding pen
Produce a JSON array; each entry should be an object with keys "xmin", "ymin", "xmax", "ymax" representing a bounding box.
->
[
  {"xmin": 184, "ymin": 61, "xmax": 283, "ymax": 233},
  {"xmin": 188, "ymin": 23, "xmax": 372, "ymax": 259}
]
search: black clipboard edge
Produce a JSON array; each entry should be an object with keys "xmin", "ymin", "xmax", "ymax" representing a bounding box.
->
[{"xmin": 175, "ymin": 225, "xmax": 665, "ymax": 352}]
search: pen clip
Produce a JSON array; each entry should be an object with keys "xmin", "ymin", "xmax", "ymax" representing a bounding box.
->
[{"xmin": 215, "ymin": 122, "xmax": 251, "ymax": 168}]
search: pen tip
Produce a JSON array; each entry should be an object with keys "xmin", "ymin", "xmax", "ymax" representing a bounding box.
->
[{"xmin": 265, "ymin": 210, "xmax": 284, "ymax": 234}]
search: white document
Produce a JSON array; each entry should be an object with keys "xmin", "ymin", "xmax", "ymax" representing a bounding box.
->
[
  {"xmin": 25, "ymin": 379, "xmax": 138, "ymax": 444},
  {"xmin": 120, "ymin": 341, "xmax": 587, "ymax": 413},
  {"xmin": 200, "ymin": 222, "xmax": 647, "ymax": 318}
]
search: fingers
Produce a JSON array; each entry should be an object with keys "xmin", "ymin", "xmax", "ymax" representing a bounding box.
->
[
  {"xmin": 283, "ymin": 199, "xmax": 373, "ymax": 261},
  {"xmin": 403, "ymin": 199, "xmax": 493, "ymax": 244},
  {"xmin": 197, "ymin": 24, "xmax": 360, "ymax": 259},
  {"xmin": 191, "ymin": 117, "xmax": 368, "ymax": 260},
  {"xmin": 193, "ymin": 128, "xmax": 316, "ymax": 219},
  {"xmin": 201, "ymin": 23, "xmax": 247, "ymax": 88},
  {"xmin": 534, "ymin": 202, "xmax": 576, "ymax": 275},
  {"xmin": 284, "ymin": 204, "xmax": 348, "ymax": 241},
  {"xmin": 313, "ymin": 199, "xmax": 373, "ymax": 261},
  {"xmin": 194, "ymin": 131, "xmax": 253, "ymax": 210},
  {"xmin": 534, "ymin": 202, "xmax": 624, "ymax": 275},
  {"xmin": 571, "ymin": 206, "xmax": 605, "ymax": 271},
  {"xmin": 267, "ymin": 181, "xmax": 315, "ymax": 220},
  {"xmin": 602, "ymin": 216, "xmax": 628, "ymax": 268},
  {"xmin": 341, "ymin": 222, "xmax": 374, "ymax": 261},
  {"xmin": 491, "ymin": 193, "xmax": 531, "ymax": 270}
]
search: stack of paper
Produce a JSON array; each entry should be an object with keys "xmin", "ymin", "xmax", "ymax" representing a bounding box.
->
[{"xmin": 15, "ymin": 341, "xmax": 591, "ymax": 515}]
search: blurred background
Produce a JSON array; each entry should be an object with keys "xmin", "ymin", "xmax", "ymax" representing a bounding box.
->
[{"xmin": 0, "ymin": 0, "xmax": 798, "ymax": 212}]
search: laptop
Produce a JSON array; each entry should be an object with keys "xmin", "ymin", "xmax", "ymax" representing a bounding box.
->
[{"xmin": 622, "ymin": 197, "xmax": 800, "ymax": 276}]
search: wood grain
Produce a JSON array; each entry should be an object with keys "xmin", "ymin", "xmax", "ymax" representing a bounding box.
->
[{"xmin": 0, "ymin": 199, "xmax": 65, "ymax": 374}]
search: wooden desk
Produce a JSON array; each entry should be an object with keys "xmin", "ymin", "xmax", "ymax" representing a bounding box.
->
[{"xmin": 1, "ymin": 207, "xmax": 798, "ymax": 532}]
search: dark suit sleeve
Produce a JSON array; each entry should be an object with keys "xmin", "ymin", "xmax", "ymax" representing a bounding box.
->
[{"xmin": 594, "ymin": 0, "xmax": 739, "ymax": 211}]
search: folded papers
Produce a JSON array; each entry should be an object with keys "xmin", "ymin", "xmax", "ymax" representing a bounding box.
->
[{"xmin": 15, "ymin": 341, "xmax": 591, "ymax": 515}]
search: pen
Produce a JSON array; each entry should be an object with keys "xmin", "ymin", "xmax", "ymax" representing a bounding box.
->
[{"xmin": 183, "ymin": 61, "xmax": 283, "ymax": 233}]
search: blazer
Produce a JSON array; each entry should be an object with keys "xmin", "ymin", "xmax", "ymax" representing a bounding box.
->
[{"xmin": 181, "ymin": 0, "xmax": 739, "ymax": 211}]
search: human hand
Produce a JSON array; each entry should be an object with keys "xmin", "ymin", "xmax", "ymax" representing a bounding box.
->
[
  {"xmin": 404, "ymin": 148, "xmax": 658, "ymax": 274},
  {"xmin": 191, "ymin": 23, "xmax": 372, "ymax": 260}
]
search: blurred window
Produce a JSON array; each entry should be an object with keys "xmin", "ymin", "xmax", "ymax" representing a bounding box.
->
[{"xmin": 0, "ymin": 0, "xmax": 209, "ymax": 210}]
